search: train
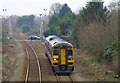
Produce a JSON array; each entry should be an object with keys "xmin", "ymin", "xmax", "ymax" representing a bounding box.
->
[{"xmin": 44, "ymin": 35, "xmax": 74, "ymax": 73}]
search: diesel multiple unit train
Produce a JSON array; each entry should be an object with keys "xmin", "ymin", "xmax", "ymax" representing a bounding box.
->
[{"xmin": 44, "ymin": 35, "xmax": 74, "ymax": 73}]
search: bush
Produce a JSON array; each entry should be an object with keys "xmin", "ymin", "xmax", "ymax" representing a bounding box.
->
[{"xmin": 103, "ymin": 39, "xmax": 118, "ymax": 61}]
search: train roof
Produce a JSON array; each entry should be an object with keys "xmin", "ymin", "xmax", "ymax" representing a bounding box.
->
[{"xmin": 45, "ymin": 35, "xmax": 73, "ymax": 47}]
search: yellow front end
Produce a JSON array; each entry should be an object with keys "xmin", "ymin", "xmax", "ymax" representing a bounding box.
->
[{"xmin": 51, "ymin": 44, "xmax": 74, "ymax": 73}]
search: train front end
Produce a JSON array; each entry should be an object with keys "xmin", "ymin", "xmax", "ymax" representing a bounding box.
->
[{"xmin": 52, "ymin": 43, "xmax": 74, "ymax": 73}]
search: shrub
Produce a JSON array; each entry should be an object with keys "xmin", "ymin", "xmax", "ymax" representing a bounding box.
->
[{"xmin": 103, "ymin": 39, "xmax": 118, "ymax": 61}]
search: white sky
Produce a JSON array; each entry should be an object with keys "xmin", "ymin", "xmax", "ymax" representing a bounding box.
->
[{"xmin": 0, "ymin": 0, "xmax": 113, "ymax": 16}]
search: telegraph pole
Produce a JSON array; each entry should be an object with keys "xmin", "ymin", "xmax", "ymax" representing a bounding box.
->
[
  {"xmin": 2, "ymin": 9, "xmax": 7, "ymax": 18},
  {"xmin": 43, "ymin": 9, "xmax": 47, "ymax": 15},
  {"xmin": 43, "ymin": 9, "xmax": 47, "ymax": 32},
  {"xmin": 39, "ymin": 14, "xmax": 42, "ymax": 37}
]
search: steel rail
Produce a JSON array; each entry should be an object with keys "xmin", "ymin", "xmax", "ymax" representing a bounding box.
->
[
  {"xmin": 25, "ymin": 41, "xmax": 42, "ymax": 83},
  {"xmin": 55, "ymin": 74, "xmax": 75, "ymax": 83},
  {"xmin": 55, "ymin": 74, "xmax": 61, "ymax": 83},
  {"xmin": 13, "ymin": 35, "xmax": 42, "ymax": 82},
  {"xmin": 13, "ymin": 35, "xmax": 30, "ymax": 82},
  {"xmin": 69, "ymin": 74, "xmax": 75, "ymax": 83},
  {"xmin": 24, "ymin": 44, "xmax": 30, "ymax": 83},
  {"xmin": 31, "ymin": 41, "xmax": 45, "ymax": 54}
]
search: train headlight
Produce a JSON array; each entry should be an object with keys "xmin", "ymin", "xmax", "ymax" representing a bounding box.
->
[
  {"xmin": 53, "ymin": 58, "xmax": 57, "ymax": 60},
  {"xmin": 68, "ymin": 56, "xmax": 72, "ymax": 58},
  {"xmin": 68, "ymin": 56, "xmax": 73, "ymax": 60}
]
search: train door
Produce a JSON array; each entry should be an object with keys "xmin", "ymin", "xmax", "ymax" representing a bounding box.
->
[{"xmin": 60, "ymin": 48, "xmax": 66, "ymax": 64}]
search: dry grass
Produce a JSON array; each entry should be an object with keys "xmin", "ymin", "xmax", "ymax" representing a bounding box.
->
[
  {"xmin": 75, "ymin": 49, "xmax": 118, "ymax": 81},
  {"xmin": 2, "ymin": 40, "xmax": 19, "ymax": 81}
]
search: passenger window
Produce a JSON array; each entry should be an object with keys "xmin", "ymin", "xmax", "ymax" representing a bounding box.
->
[
  {"xmin": 67, "ymin": 50, "xmax": 72, "ymax": 56},
  {"xmin": 53, "ymin": 50, "xmax": 59, "ymax": 55}
]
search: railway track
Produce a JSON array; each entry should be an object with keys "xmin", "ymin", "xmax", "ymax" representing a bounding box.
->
[
  {"xmin": 55, "ymin": 73, "xmax": 75, "ymax": 83},
  {"xmin": 14, "ymin": 35, "xmax": 42, "ymax": 82},
  {"xmin": 32, "ymin": 41, "xmax": 45, "ymax": 54},
  {"xmin": 23, "ymin": 41, "xmax": 42, "ymax": 82}
]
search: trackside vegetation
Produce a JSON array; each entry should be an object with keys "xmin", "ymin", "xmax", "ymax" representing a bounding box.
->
[{"xmin": 45, "ymin": 1, "xmax": 119, "ymax": 62}]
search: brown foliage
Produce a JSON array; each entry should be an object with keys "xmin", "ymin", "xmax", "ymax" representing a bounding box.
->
[{"xmin": 77, "ymin": 13, "xmax": 118, "ymax": 54}]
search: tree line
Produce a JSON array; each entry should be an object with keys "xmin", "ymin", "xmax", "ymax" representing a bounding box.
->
[
  {"xmin": 16, "ymin": 15, "xmax": 35, "ymax": 33},
  {"xmin": 45, "ymin": 1, "xmax": 119, "ymax": 61},
  {"xmin": 45, "ymin": 1, "xmax": 111, "ymax": 46}
]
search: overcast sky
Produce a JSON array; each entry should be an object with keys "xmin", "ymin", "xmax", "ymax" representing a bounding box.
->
[{"xmin": 0, "ymin": 0, "xmax": 114, "ymax": 16}]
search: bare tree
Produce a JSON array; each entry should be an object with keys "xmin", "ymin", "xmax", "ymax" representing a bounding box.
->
[
  {"xmin": 108, "ymin": 1, "xmax": 119, "ymax": 10},
  {"xmin": 49, "ymin": 3, "xmax": 63, "ymax": 15}
]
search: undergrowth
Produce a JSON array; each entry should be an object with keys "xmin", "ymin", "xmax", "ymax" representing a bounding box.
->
[{"xmin": 102, "ymin": 39, "xmax": 118, "ymax": 61}]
